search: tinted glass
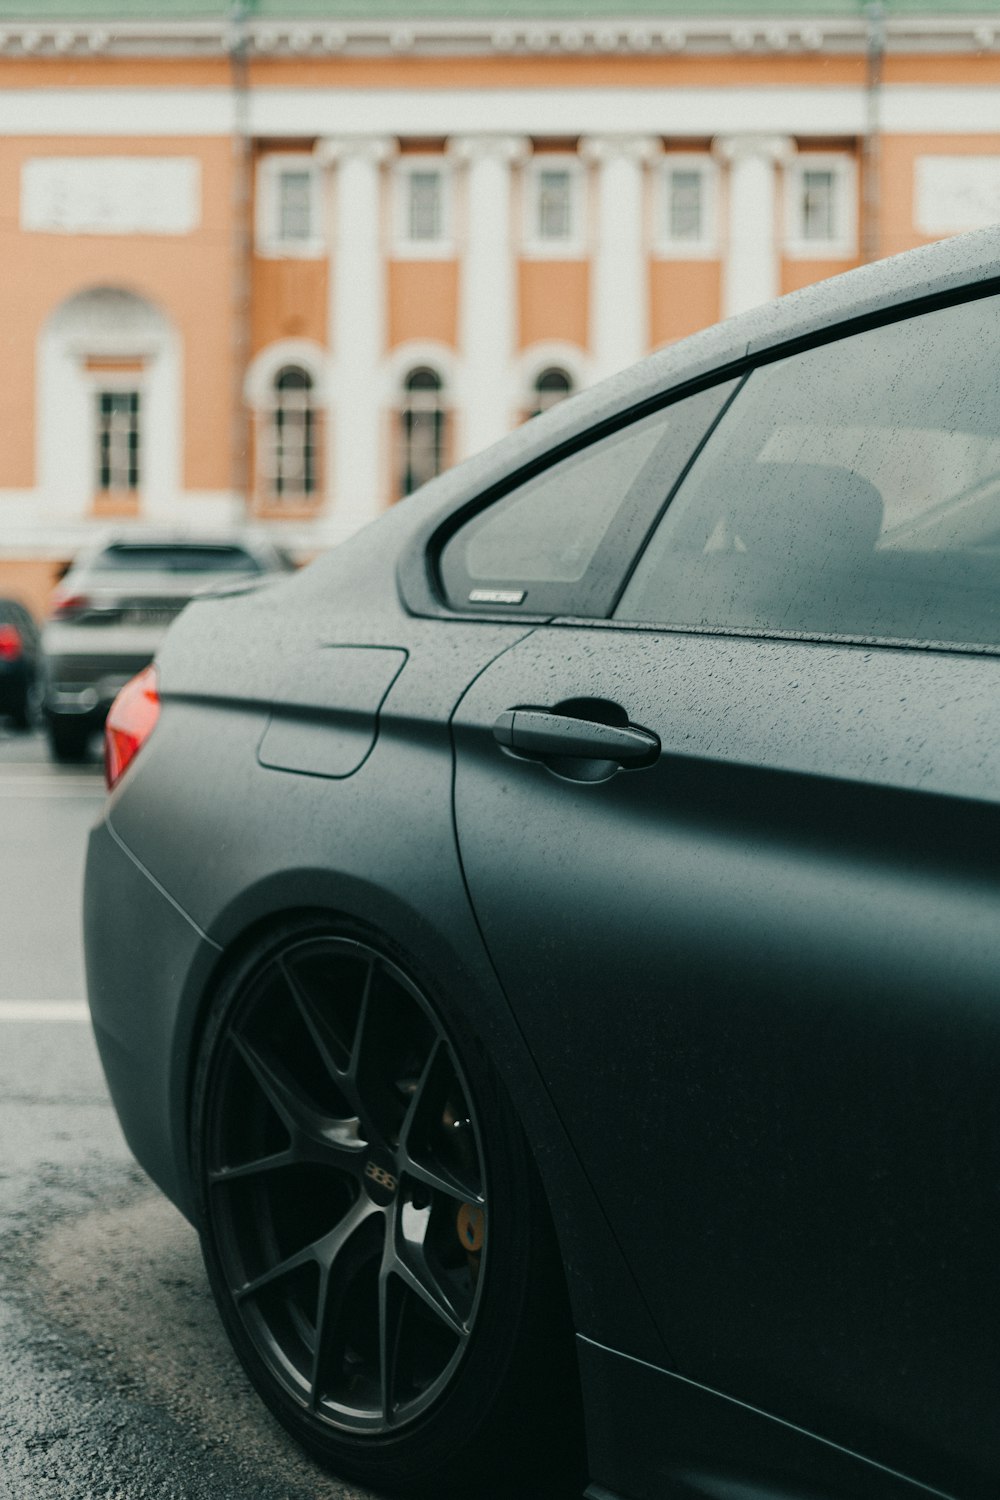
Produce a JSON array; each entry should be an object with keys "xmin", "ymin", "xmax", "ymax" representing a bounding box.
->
[
  {"xmin": 618, "ymin": 294, "xmax": 1000, "ymax": 649},
  {"xmin": 92, "ymin": 544, "xmax": 261, "ymax": 574},
  {"xmin": 440, "ymin": 380, "xmax": 736, "ymax": 616}
]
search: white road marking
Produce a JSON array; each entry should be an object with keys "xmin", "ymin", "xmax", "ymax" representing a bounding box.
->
[
  {"xmin": 0, "ymin": 778, "xmax": 104, "ymax": 796},
  {"xmin": 0, "ymin": 1001, "xmax": 90, "ymax": 1022}
]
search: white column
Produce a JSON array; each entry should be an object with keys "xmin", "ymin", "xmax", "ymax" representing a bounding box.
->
[
  {"xmin": 315, "ymin": 134, "xmax": 395, "ymax": 537},
  {"xmin": 580, "ymin": 135, "xmax": 659, "ymax": 382},
  {"xmin": 713, "ymin": 134, "xmax": 794, "ymax": 318},
  {"xmin": 449, "ymin": 134, "xmax": 528, "ymax": 460}
]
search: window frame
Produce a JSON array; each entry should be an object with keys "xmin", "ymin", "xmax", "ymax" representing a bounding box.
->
[
  {"xmin": 393, "ymin": 156, "xmax": 454, "ymax": 259},
  {"xmin": 654, "ymin": 154, "xmax": 718, "ymax": 260},
  {"xmin": 256, "ymin": 153, "xmax": 324, "ymax": 259},
  {"xmin": 522, "ymin": 154, "xmax": 585, "ymax": 259},
  {"xmin": 784, "ymin": 153, "xmax": 857, "ymax": 260}
]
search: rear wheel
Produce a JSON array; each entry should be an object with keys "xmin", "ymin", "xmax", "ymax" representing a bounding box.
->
[
  {"xmin": 9, "ymin": 683, "xmax": 33, "ymax": 731},
  {"xmin": 191, "ymin": 921, "xmax": 583, "ymax": 1499},
  {"xmin": 46, "ymin": 716, "xmax": 91, "ymax": 762}
]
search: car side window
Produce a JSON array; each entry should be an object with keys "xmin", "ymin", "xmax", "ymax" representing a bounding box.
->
[
  {"xmin": 438, "ymin": 380, "xmax": 737, "ymax": 617},
  {"xmin": 616, "ymin": 292, "xmax": 1000, "ymax": 649}
]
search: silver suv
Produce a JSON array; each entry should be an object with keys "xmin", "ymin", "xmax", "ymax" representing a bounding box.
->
[{"xmin": 41, "ymin": 535, "xmax": 291, "ymax": 761}]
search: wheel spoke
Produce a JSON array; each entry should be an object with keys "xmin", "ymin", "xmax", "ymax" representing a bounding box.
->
[
  {"xmin": 277, "ymin": 953, "xmax": 350, "ymax": 1083},
  {"xmin": 392, "ymin": 1245, "xmax": 468, "ymax": 1341},
  {"xmin": 308, "ymin": 1195, "xmax": 382, "ymax": 1408},
  {"xmin": 398, "ymin": 1038, "xmax": 484, "ymax": 1204},
  {"xmin": 234, "ymin": 1241, "xmax": 316, "ymax": 1302},
  {"xmin": 403, "ymin": 1155, "xmax": 484, "ymax": 1207},
  {"xmin": 309, "ymin": 1261, "xmax": 333, "ymax": 1412},
  {"xmin": 209, "ymin": 1147, "xmax": 298, "ymax": 1184},
  {"xmin": 233, "ymin": 1030, "xmax": 324, "ymax": 1139},
  {"xmin": 398, "ymin": 1037, "xmax": 444, "ymax": 1155},
  {"xmin": 378, "ymin": 1237, "xmax": 406, "ymax": 1424},
  {"xmin": 341, "ymin": 959, "xmax": 387, "ymax": 1139},
  {"xmin": 231, "ymin": 1030, "xmax": 365, "ymax": 1173},
  {"xmin": 346, "ymin": 958, "xmax": 376, "ymax": 1086}
]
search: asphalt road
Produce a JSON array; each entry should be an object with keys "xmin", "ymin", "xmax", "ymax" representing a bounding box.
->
[{"xmin": 0, "ymin": 726, "xmax": 381, "ymax": 1500}]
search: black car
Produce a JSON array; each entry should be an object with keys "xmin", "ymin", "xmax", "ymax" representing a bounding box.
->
[
  {"xmin": 85, "ymin": 228, "xmax": 1000, "ymax": 1500},
  {"xmin": 0, "ymin": 597, "xmax": 40, "ymax": 730},
  {"xmin": 41, "ymin": 535, "xmax": 290, "ymax": 762}
]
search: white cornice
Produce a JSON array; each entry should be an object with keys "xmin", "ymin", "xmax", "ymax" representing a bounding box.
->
[{"xmin": 0, "ymin": 16, "xmax": 999, "ymax": 61}]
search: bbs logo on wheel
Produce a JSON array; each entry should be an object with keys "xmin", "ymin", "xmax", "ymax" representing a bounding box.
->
[{"xmin": 365, "ymin": 1160, "xmax": 398, "ymax": 1194}]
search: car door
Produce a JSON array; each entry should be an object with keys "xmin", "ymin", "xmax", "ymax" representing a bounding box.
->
[{"xmin": 451, "ymin": 292, "xmax": 1000, "ymax": 1496}]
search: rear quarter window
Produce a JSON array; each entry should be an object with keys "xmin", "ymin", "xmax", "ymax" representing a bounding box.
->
[{"xmin": 438, "ymin": 379, "xmax": 737, "ymax": 617}]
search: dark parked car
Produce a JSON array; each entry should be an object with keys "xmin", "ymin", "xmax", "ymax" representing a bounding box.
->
[
  {"xmin": 85, "ymin": 228, "xmax": 1000, "ymax": 1500},
  {"xmin": 0, "ymin": 597, "xmax": 40, "ymax": 730},
  {"xmin": 41, "ymin": 534, "xmax": 290, "ymax": 761}
]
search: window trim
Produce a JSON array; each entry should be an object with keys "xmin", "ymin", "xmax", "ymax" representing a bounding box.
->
[
  {"xmin": 256, "ymin": 153, "xmax": 324, "ymax": 259},
  {"xmin": 654, "ymin": 154, "xmax": 718, "ymax": 260},
  {"xmin": 522, "ymin": 154, "xmax": 585, "ymax": 259},
  {"xmin": 784, "ymin": 153, "xmax": 857, "ymax": 260},
  {"xmin": 393, "ymin": 156, "xmax": 454, "ymax": 259}
]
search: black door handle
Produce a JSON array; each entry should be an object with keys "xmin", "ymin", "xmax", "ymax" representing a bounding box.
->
[{"xmin": 492, "ymin": 709, "xmax": 659, "ymax": 766}]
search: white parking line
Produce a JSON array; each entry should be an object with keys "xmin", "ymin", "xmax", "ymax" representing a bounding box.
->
[{"xmin": 0, "ymin": 1001, "xmax": 90, "ymax": 1022}]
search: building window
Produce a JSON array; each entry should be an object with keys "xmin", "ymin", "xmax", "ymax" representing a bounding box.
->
[
  {"xmin": 656, "ymin": 157, "xmax": 717, "ymax": 257},
  {"xmin": 264, "ymin": 366, "xmax": 317, "ymax": 500},
  {"xmin": 785, "ymin": 156, "xmax": 856, "ymax": 258},
  {"xmin": 394, "ymin": 160, "xmax": 452, "ymax": 256},
  {"xmin": 257, "ymin": 155, "xmax": 323, "ymax": 257},
  {"xmin": 538, "ymin": 168, "xmax": 573, "ymax": 239},
  {"xmin": 530, "ymin": 367, "xmax": 573, "ymax": 417},
  {"xmin": 803, "ymin": 168, "xmax": 837, "ymax": 241},
  {"xmin": 97, "ymin": 390, "xmax": 140, "ymax": 491},
  {"xmin": 400, "ymin": 367, "xmax": 447, "ymax": 496},
  {"xmin": 523, "ymin": 157, "xmax": 584, "ymax": 256},
  {"xmin": 277, "ymin": 168, "xmax": 314, "ymax": 242}
]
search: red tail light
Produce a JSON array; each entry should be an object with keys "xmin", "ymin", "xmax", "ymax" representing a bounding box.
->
[
  {"xmin": 105, "ymin": 664, "xmax": 160, "ymax": 791},
  {"xmin": 0, "ymin": 625, "xmax": 22, "ymax": 661},
  {"xmin": 51, "ymin": 591, "xmax": 90, "ymax": 619}
]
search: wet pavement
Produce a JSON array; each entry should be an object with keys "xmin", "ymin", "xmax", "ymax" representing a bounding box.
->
[{"xmin": 0, "ymin": 727, "xmax": 380, "ymax": 1499}]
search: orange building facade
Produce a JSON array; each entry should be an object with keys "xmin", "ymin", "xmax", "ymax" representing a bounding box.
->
[{"xmin": 3, "ymin": 9, "xmax": 1000, "ymax": 613}]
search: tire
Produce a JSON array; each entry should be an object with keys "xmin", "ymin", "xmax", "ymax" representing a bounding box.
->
[
  {"xmin": 46, "ymin": 716, "xmax": 91, "ymax": 762},
  {"xmin": 191, "ymin": 918, "xmax": 584, "ymax": 1500}
]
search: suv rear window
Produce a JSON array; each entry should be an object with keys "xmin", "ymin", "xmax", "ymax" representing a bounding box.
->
[{"xmin": 92, "ymin": 544, "xmax": 261, "ymax": 574}]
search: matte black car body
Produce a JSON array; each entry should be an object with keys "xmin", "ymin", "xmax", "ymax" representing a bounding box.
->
[{"xmin": 86, "ymin": 229, "xmax": 1000, "ymax": 1500}]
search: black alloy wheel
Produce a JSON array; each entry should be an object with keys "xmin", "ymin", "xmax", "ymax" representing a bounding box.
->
[{"xmin": 193, "ymin": 922, "xmax": 583, "ymax": 1498}]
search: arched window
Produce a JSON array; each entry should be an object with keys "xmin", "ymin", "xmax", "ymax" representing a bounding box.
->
[
  {"xmin": 265, "ymin": 365, "xmax": 317, "ymax": 500},
  {"xmin": 530, "ymin": 366, "xmax": 573, "ymax": 417},
  {"xmin": 400, "ymin": 366, "xmax": 447, "ymax": 496}
]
